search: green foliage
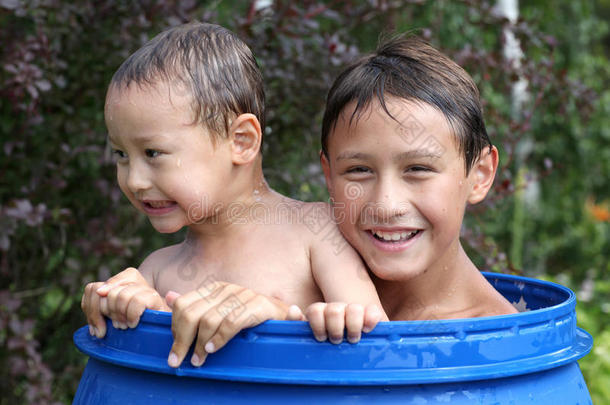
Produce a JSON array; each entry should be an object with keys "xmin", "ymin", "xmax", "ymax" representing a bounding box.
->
[{"xmin": 1, "ymin": 0, "xmax": 608, "ymax": 403}]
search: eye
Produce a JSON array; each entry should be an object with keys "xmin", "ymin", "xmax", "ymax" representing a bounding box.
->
[
  {"xmin": 145, "ymin": 149, "xmax": 161, "ymax": 158},
  {"xmin": 345, "ymin": 166, "xmax": 371, "ymax": 174},
  {"xmin": 112, "ymin": 149, "xmax": 127, "ymax": 160},
  {"xmin": 405, "ymin": 165, "xmax": 432, "ymax": 173}
]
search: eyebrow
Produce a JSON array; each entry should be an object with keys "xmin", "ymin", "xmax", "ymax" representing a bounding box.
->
[
  {"xmin": 107, "ymin": 133, "xmax": 166, "ymax": 145},
  {"xmin": 393, "ymin": 150, "xmax": 442, "ymax": 162},
  {"xmin": 336, "ymin": 149, "xmax": 442, "ymax": 162},
  {"xmin": 336, "ymin": 151, "xmax": 373, "ymax": 161}
]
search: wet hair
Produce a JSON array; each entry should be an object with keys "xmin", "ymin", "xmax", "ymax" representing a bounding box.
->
[
  {"xmin": 321, "ymin": 34, "xmax": 491, "ymax": 173},
  {"xmin": 109, "ymin": 21, "xmax": 265, "ymax": 140}
]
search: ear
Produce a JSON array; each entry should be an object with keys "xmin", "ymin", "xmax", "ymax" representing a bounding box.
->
[
  {"xmin": 320, "ymin": 150, "xmax": 334, "ymax": 196},
  {"xmin": 229, "ymin": 113, "xmax": 262, "ymax": 165},
  {"xmin": 467, "ymin": 145, "xmax": 499, "ymax": 204}
]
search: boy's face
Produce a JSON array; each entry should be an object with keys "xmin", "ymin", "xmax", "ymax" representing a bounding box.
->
[
  {"xmin": 321, "ymin": 98, "xmax": 493, "ymax": 281},
  {"xmin": 105, "ymin": 81, "xmax": 234, "ymax": 233}
]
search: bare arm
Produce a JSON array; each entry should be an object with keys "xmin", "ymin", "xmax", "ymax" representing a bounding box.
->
[{"xmin": 308, "ymin": 205, "xmax": 388, "ymax": 343}]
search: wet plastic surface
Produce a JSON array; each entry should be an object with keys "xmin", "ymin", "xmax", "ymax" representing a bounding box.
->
[{"xmin": 73, "ymin": 272, "xmax": 593, "ymax": 404}]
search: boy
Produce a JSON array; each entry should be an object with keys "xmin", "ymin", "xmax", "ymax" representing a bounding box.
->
[
  {"xmin": 81, "ymin": 22, "xmax": 386, "ymax": 369},
  {"xmin": 309, "ymin": 33, "xmax": 517, "ymax": 329}
]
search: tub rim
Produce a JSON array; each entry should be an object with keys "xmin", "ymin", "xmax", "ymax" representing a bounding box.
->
[{"xmin": 73, "ymin": 272, "xmax": 593, "ymax": 385}]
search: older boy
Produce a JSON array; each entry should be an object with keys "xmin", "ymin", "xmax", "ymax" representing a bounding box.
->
[
  {"xmin": 81, "ymin": 22, "xmax": 386, "ymax": 369},
  {"xmin": 308, "ymin": 34, "xmax": 517, "ymax": 332}
]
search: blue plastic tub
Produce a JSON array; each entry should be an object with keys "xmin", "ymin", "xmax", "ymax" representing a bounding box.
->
[{"xmin": 73, "ymin": 272, "xmax": 593, "ymax": 404}]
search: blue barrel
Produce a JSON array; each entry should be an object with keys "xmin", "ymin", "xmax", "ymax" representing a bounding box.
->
[{"xmin": 73, "ymin": 273, "xmax": 593, "ymax": 404}]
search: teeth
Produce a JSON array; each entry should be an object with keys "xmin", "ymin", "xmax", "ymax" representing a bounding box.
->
[
  {"xmin": 372, "ymin": 230, "xmax": 419, "ymax": 241},
  {"xmin": 147, "ymin": 201, "xmax": 170, "ymax": 208}
]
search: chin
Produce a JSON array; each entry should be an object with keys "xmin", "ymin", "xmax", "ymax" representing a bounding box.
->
[
  {"xmin": 150, "ymin": 221, "xmax": 184, "ymax": 234},
  {"xmin": 368, "ymin": 260, "xmax": 426, "ymax": 282}
]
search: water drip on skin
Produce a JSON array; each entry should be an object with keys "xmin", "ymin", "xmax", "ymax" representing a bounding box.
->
[
  {"xmin": 253, "ymin": 188, "xmax": 261, "ymax": 202},
  {"xmin": 253, "ymin": 179, "xmax": 269, "ymax": 202}
]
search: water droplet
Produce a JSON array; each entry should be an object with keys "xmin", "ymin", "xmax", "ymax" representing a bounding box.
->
[{"xmin": 455, "ymin": 330, "xmax": 466, "ymax": 340}]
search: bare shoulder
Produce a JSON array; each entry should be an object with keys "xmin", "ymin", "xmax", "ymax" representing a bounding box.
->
[
  {"xmin": 265, "ymin": 195, "xmax": 361, "ymax": 264},
  {"xmin": 138, "ymin": 243, "xmax": 183, "ymax": 279},
  {"xmin": 271, "ymin": 198, "xmax": 338, "ymax": 242},
  {"xmin": 296, "ymin": 201, "xmax": 344, "ymax": 242}
]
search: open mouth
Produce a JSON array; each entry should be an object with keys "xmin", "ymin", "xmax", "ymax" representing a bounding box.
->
[
  {"xmin": 370, "ymin": 229, "xmax": 421, "ymax": 243},
  {"xmin": 141, "ymin": 200, "xmax": 177, "ymax": 214},
  {"xmin": 143, "ymin": 201, "xmax": 175, "ymax": 209}
]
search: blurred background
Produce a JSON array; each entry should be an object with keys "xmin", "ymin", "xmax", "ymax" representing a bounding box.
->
[{"xmin": 1, "ymin": 0, "xmax": 608, "ymax": 403}]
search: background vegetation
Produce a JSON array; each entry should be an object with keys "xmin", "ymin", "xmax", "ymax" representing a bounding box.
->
[{"xmin": 1, "ymin": 0, "xmax": 608, "ymax": 403}]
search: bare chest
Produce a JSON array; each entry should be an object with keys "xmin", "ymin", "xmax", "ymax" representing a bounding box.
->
[{"xmin": 155, "ymin": 234, "xmax": 322, "ymax": 308}]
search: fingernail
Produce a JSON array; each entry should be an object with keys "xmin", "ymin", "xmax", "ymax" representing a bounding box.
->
[
  {"xmin": 288, "ymin": 305, "xmax": 301, "ymax": 318},
  {"xmin": 329, "ymin": 337, "xmax": 342, "ymax": 345},
  {"xmin": 89, "ymin": 326, "xmax": 94, "ymax": 336},
  {"xmin": 112, "ymin": 320, "xmax": 118, "ymax": 329},
  {"xmin": 93, "ymin": 327, "xmax": 100, "ymax": 337},
  {"xmin": 347, "ymin": 335, "xmax": 360, "ymax": 344},
  {"xmin": 96, "ymin": 284, "xmax": 110, "ymax": 294},
  {"xmin": 314, "ymin": 334, "xmax": 327, "ymax": 342},
  {"xmin": 168, "ymin": 352, "xmax": 179, "ymax": 368},
  {"xmin": 191, "ymin": 354, "xmax": 201, "ymax": 367},
  {"xmin": 204, "ymin": 341, "xmax": 215, "ymax": 353},
  {"xmin": 362, "ymin": 326, "xmax": 372, "ymax": 333}
]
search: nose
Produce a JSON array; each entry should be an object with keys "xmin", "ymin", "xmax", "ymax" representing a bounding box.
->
[
  {"xmin": 125, "ymin": 161, "xmax": 152, "ymax": 195},
  {"xmin": 367, "ymin": 175, "xmax": 409, "ymax": 222}
]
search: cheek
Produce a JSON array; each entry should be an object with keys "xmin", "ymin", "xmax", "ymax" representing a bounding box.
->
[
  {"xmin": 417, "ymin": 178, "xmax": 466, "ymax": 228},
  {"xmin": 116, "ymin": 166, "xmax": 129, "ymax": 194},
  {"xmin": 329, "ymin": 181, "xmax": 364, "ymax": 224}
]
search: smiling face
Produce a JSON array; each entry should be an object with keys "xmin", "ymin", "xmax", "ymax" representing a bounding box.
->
[
  {"xmin": 322, "ymin": 97, "xmax": 496, "ymax": 282},
  {"xmin": 105, "ymin": 81, "xmax": 234, "ymax": 233}
]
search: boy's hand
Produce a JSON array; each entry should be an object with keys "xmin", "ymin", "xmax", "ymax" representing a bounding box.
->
[
  {"xmin": 81, "ymin": 267, "xmax": 169, "ymax": 338},
  {"xmin": 165, "ymin": 282, "xmax": 304, "ymax": 368},
  {"xmin": 305, "ymin": 302, "xmax": 384, "ymax": 344},
  {"xmin": 81, "ymin": 280, "xmax": 107, "ymax": 338}
]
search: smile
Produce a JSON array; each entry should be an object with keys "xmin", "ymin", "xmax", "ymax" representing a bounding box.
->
[
  {"xmin": 366, "ymin": 228, "xmax": 422, "ymax": 252},
  {"xmin": 371, "ymin": 229, "xmax": 420, "ymax": 242},
  {"xmin": 141, "ymin": 200, "xmax": 178, "ymax": 215}
]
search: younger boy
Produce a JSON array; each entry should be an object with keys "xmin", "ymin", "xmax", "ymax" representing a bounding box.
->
[
  {"xmin": 81, "ymin": 22, "xmax": 386, "ymax": 369},
  {"xmin": 308, "ymin": 34, "xmax": 517, "ymax": 329}
]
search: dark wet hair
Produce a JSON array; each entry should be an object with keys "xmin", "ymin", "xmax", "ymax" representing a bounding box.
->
[
  {"xmin": 321, "ymin": 34, "xmax": 491, "ymax": 173},
  {"xmin": 109, "ymin": 21, "xmax": 265, "ymax": 140}
]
